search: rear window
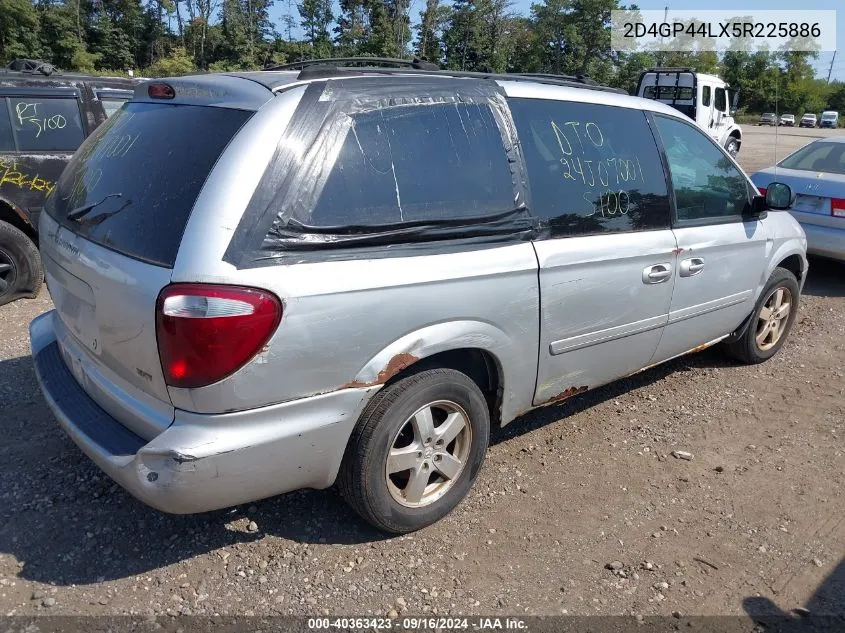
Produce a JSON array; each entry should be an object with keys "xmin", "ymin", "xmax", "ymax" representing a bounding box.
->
[
  {"xmin": 642, "ymin": 85, "xmax": 694, "ymax": 101},
  {"xmin": 779, "ymin": 141, "xmax": 845, "ymax": 175},
  {"xmin": 48, "ymin": 102, "xmax": 251, "ymax": 267}
]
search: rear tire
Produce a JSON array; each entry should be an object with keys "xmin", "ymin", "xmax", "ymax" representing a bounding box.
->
[
  {"xmin": 339, "ymin": 368, "xmax": 490, "ymax": 534},
  {"xmin": 724, "ymin": 267, "xmax": 799, "ymax": 364},
  {"xmin": 0, "ymin": 221, "xmax": 42, "ymax": 307}
]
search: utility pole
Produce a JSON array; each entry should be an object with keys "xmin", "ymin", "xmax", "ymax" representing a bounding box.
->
[
  {"xmin": 827, "ymin": 51, "xmax": 837, "ymax": 83},
  {"xmin": 655, "ymin": 6, "xmax": 668, "ymax": 67}
]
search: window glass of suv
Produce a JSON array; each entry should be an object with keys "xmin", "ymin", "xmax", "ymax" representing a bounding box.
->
[
  {"xmin": 654, "ymin": 114, "xmax": 750, "ymax": 224},
  {"xmin": 303, "ymin": 102, "xmax": 515, "ymax": 227},
  {"xmin": 507, "ymin": 98, "xmax": 671, "ymax": 237},
  {"xmin": 0, "ymin": 100, "xmax": 14, "ymax": 151},
  {"xmin": 8, "ymin": 97, "xmax": 85, "ymax": 152},
  {"xmin": 48, "ymin": 102, "xmax": 252, "ymax": 267},
  {"xmin": 101, "ymin": 99, "xmax": 127, "ymax": 118}
]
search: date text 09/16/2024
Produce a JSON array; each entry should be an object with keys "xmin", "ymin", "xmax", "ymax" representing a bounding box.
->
[{"xmin": 307, "ymin": 617, "xmax": 528, "ymax": 630}]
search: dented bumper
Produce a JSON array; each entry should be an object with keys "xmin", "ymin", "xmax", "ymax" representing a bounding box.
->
[{"xmin": 30, "ymin": 311, "xmax": 377, "ymax": 514}]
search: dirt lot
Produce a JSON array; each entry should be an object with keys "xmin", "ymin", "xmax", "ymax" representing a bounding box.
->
[{"xmin": 1, "ymin": 128, "xmax": 843, "ymax": 619}]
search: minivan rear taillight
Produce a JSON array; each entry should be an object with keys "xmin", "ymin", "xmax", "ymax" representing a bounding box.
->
[{"xmin": 156, "ymin": 284, "xmax": 282, "ymax": 389}]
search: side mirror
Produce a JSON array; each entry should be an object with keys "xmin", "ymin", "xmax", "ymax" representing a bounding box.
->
[
  {"xmin": 729, "ymin": 108, "xmax": 737, "ymax": 117},
  {"xmin": 765, "ymin": 182, "xmax": 794, "ymax": 210}
]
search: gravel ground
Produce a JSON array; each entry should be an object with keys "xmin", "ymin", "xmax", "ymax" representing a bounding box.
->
[{"xmin": 1, "ymin": 130, "xmax": 844, "ymax": 619}]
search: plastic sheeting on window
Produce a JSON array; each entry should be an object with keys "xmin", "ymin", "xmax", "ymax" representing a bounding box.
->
[{"xmin": 224, "ymin": 76, "xmax": 537, "ymax": 268}]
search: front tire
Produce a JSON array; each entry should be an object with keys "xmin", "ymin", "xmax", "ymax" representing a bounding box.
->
[
  {"xmin": 0, "ymin": 221, "xmax": 42, "ymax": 307},
  {"xmin": 339, "ymin": 368, "xmax": 490, "ymax": 534},
  {"xmin": 724, "ymin": 267, "xmax": 800, "ymax": 364},
  {"xmin": 725, "ymin": 137, "xmax": 740, "ymax": 157}
]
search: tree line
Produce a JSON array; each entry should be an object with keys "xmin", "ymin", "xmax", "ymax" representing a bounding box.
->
[{"xmin": 1, "ymin": 0, "xmax": 843, "ymax": 115}]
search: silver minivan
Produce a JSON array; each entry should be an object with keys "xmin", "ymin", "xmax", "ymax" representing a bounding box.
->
[{"xmin": 30, "ymin": 64, "xmax": 807, "ymax": 533}]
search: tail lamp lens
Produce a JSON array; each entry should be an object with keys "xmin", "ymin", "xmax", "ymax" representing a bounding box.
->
[{"xmin": 156, "ymin": 284, "xmax": 282, "ymax": 389}]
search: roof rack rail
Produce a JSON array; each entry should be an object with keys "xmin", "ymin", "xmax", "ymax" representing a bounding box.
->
[
  {"xmin": 643, "ymin": 67, "xmax": 696, "ymax": 73},
  {"xmin": 266, "ymin": 57, "xmax": 440, "ymax": 71},
  {"xmin": 284, "ymin": 64, "xmax": 626, "ymax": 94},
  {"xmin": 4, "ymin": 58, "xmax": 57, "ymax": 76},
  {"xmin": 512, "ymin": 72, "xmax": 599, "ymax": 86}
]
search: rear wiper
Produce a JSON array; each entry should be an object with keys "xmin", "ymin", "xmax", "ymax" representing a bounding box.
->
[
  {"xmin": 67, "ymin": 193, "xmax": 123, "ymax": 221},
  {"xmin": 81, "ymin": 198, "xmax": 134, "ymax": 226}
]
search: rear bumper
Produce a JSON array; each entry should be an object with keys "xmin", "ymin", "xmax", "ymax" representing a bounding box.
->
[
  {"xmin": 799, "ymin": 222, "xmax": 845, "ymax": 262},
  {"xmin": 30, "ymin": 310, "xmax": 378, "ymax": 514}
]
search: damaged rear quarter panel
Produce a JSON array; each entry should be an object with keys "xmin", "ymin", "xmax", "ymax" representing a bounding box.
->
[
  {"xmin": 168, "ymin": 79, "xmax": 542, "ymax": 422},
  {"xmin": 169, "ymin": 243, "xmax": 541, "ymax": 425}
]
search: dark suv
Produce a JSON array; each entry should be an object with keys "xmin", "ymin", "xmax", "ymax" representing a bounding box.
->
[{"xmin": 0, "ymin": 59, "xmax": 134, "ymax": 305}]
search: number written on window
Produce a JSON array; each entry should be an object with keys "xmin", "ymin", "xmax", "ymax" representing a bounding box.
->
[
  {"xmin": 9, "ymin": 97, "xmax": 85, "ymax": 152},
  {"xmin": 509, "ymin": 98, "xmax": 671, "ymax": 237}
]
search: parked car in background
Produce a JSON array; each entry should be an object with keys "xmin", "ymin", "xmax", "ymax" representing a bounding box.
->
[
  {"xmin": 759, "ymin": 113, "xmax": 777, "ymax": 126},
  {"xmin": 752, "ymin": 138, "xmax": 845, "ymax": 262},
  {"xmin": 30, "ymin": 61, "xmax": 807, "ymax": 533},
  {"xmin": 819, "ymin": 111, "xmax": 839, "ymax": 129},
  {"xmin": 779, "ymin": 114, "xmax": 795, "ymax": 127},
  {"xmin": 0, "ymin": 58, "xmax": 134, "ymax": 306},
  {"xmin": 800, "ymin": 113, "xmax": 817, "ymax": 128}
]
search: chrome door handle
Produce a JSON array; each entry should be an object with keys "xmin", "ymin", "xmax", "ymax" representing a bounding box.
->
[
  {"xmin": 679, "ymin": 257, "xmax": 705, "ymax": 277},
  {"xmin": 643, "ymin": 263, "xmax": 672, "ymax": 284}
]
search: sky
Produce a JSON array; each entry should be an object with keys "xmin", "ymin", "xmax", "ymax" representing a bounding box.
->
[{"xmin": 268, "ymin": 0, "xmax": 844, "ymax": 82}]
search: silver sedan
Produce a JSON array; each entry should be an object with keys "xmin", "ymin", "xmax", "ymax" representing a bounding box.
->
[{"xmin": 752, "ymin": 138, "xmax": 845, "ymax": 261}]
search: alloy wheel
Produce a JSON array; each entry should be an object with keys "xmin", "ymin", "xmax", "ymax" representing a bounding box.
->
[
  {"xmin": 756, "ymin": 286, "xmax": 793, "ymax": 351},
  {"xmin": 385, "ymin": 400, "xmax": 473, "ymax": 508}
]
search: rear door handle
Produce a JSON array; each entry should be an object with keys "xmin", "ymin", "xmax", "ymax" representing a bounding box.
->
[
  {"xmin": 643, "ymin": 263, "xmax": 672, "ymax": 284},
  {"xmin": 679, "ymin": 257, "xmax": 705, "ymax": 277}
]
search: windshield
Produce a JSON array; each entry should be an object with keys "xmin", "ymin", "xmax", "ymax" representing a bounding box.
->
[
  {"xmin": 821, "ymin": 113, "xmax": 837, "ymax": 120},
  {"xmin": 778, "ymin": 141, "xmax": 845, "ymax": 175},
  {"xmin": 47, "ymin": 102, "xmax": 251, "ymax": 267}
]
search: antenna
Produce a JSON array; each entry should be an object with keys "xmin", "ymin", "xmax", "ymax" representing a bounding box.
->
[{"xmin": 774, "ymin": 77, "xmax": 779, "ymax": 176}]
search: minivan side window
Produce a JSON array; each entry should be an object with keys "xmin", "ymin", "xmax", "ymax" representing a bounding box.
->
[
  {"xmin": 304, "ymin": 103, "xmax": 515, "ymax": 227},
  {"xmin": 8, "ymin": 97, "xmax": 85, "ymax": 152},
  {"xmin": 508, "ymin": 98, "xmax": 671, "ymax": 237},
  {"xmin": 654, "ymin": 114, "xmax": 750, "ymax": 224}
]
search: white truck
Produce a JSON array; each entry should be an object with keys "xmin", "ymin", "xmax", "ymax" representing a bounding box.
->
[{"xmin": 636, "ymin": 67, "xmax": 742, "ymax": 157}]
